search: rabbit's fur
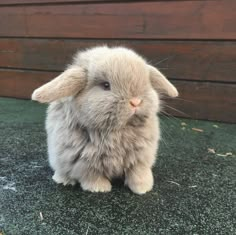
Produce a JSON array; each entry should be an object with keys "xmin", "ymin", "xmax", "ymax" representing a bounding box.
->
[{"xmin": 32, "ymin": 46, "xmax": 178, "ymax": 194}]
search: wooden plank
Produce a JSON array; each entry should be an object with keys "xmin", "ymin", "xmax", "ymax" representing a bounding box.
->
[
  {"xmin": 0, "ymin": 1, "xmax": 235, "ymax": 39},
  {"xmin": 0, "ymin": 0, "xmax": 119, "ymax": 4},
  {"xmin": 0, "ymin": 0, "xmax": 142, "ymax": 5},
  {"xmin": 0, "ymin": 69, "xmax": 235, "ymax": 122},
  {"xmin": 165, "ymin": 80, "xmax": 236, "ymax": 123},
  {"xmin": 0, "ymin": 38, "xmax": 235, "ymax": 82},
  {"xmin": 0, "ymin": 69, "xmax": 58, "ymax": 99},
  {"xmin": 0, "ymin": 0, "xmax": 208, "ymax": 5}
]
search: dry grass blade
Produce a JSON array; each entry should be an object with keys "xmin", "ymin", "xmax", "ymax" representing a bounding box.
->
[
  {"xmin": 39, "ymin": 212, "xmax": 44, "ymax": 221},
  {"xmin": 85, "ymin": 225, "xmax": 90, "ymax": 235},
  {"xmin": 208, "ymin": 148, "xmax": 216, "ymax": 154},
  {"xmin": 192, "ymin": 128, "xmax": 204, "ymax": 132},
  {"xmin": 167, "ymin": 180, "xmax": 180, "ymax": 186},
  {"xmin": 216, "ymin": 152, "xmax": 233, "ymax": 157},
  {"xmin": 189, "ymin": 185, "xmax": 197, "ymax": 188}
]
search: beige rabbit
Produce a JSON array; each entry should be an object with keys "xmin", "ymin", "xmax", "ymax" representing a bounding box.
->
[{"xmin": 32, "ymin": 46, "xmax": 178, "ymax": 194}]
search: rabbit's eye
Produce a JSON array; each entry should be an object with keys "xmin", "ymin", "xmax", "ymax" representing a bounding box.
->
[{"xmin": 101, "ymin": 82, "xmax": 110, "ymax": 91}]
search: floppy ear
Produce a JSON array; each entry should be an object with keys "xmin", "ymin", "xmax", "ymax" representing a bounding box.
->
[
  {"xmin": 148, "ymin": 65, "xmax": 178, "ymax": 97},
  {"xmin": 32, "ymin": 67, "xmax": 86, "ymax": 103}
]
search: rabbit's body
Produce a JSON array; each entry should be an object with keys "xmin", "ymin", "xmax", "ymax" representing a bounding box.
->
[
  {"xmin": 47, "ymin": 99, "xmax": 159, "ymax": 193},
  {"xmin": 32, "ymin": 46, "xmax": 178, "ymax": 194}
]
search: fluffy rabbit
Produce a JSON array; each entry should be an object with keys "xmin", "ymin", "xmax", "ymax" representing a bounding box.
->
[{"xmin": 32, "ymin": 46, "xmax": 178, "ymax": 194}]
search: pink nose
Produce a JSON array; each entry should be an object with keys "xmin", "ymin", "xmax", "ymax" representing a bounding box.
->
[{"xmin": 129, "ymin": 97, "xmax": 142, "ymax": 108}]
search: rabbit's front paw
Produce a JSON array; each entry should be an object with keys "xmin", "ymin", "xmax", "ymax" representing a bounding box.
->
[
  {"xmin": 125, "ymin": 166, "xmax": 154, "ymax": 195},
  {"xmin": 80, "ymin": 176, "xmax": 112, "ymax": 193},
  {"xmin": 52, "ymin": 172, "xmax": 76, "ymax": 186}
]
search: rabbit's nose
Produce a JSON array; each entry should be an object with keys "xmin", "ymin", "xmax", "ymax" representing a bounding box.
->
[{"xmin": 129, "ymin": 97, "xmax": 142, "ymax": 108}]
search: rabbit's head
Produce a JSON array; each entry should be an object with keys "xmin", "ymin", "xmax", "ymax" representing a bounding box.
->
[{"xmin": 32, "ymin": 46, "xmax": 178, "ymax": 130}]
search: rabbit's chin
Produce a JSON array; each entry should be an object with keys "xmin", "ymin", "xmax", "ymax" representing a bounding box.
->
[
  {"xmin": 116, "ymin": 108, "xmax": 150, "ymax": 129},
  {"xmin": 126, "ymin": 112, "xmax": 149, "ymax": 127}
]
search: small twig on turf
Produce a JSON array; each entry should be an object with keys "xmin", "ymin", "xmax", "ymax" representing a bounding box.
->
[{"xmin": 167, "ymin": 181, "xmax": 180, "ymax": 186}]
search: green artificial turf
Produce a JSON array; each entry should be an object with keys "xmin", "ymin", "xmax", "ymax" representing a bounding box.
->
[{"xmin": 0, "ymin": 97, "xmax": 235, "ymax": 235}]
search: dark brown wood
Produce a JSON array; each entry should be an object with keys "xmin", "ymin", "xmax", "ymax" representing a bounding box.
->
[
  {"xmin": 0, "ymin": 0, "xmax": 235, "ymax": 123},
  {"xmin": 0, "ymin": 0, "xmax": 119, "ymax": 4},
  {"xmin": 0, "ymin": 69, "xmax": 58, "ymax": 99},
  {"xmin": 0, "ymin": 0, "xmax": 209, "ymax": 5},
  {"xmin": 0, "ymin": 69, "xmax": 235, "ymax": 122},
  {"xmin": 165, "ymin": 80, "xmax": 236, "ymax": 123},
  {"xmin": 1, "ymin": 38, "xmax": 235, "ymax": 83},
  {"xmin": 0, "ymin": 1, "xmax": 235, "ymax": 39}
]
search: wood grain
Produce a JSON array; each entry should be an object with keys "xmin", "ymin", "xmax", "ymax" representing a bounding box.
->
[
  {"xmin": 0, "ymin": 0, "xmax": 117, "ymax": 4},
  {"xmin": 0, "ymin": 39, "xmax": 235, "ymax": 82},
  {"xmin": 0, "ymin": 69, "xmax": 235, "ymax": 122},
  {"xmin": 0, "ymin": 69, "xmax": 58, "ymax": 99},
  {"xmin": 0, "ymin": 0, "xmax": 140, "ymax": 5},
  {"xmin": 0, "ymin": 0, "xmax": 209, "ymax": 5},
  {"xmin": 165, "ymin": 80, "xmax": 236, "ymax": 123},
  {"xmin": 0, "ymin": 1, "xmax": 235, "ymax": 39},
  {"xmin": 0, "ymin": 0, "xmax": 235, "ymax": 123}
]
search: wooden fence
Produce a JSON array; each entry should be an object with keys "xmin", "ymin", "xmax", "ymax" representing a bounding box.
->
[{"xmin": 0, "ymin": 0, "xmax": 235, "ymax": 122}]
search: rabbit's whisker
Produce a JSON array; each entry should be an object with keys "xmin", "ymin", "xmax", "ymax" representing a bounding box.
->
[
  {"xmin": 167, "ymin": 97, "xmax": 195, "ymax": 104},
  {"xmin": 152, "ymin": 56, "xmax": 175, "ymax": 66},
  {"xmin": 164, "ymin": 104, "xmax": 190, "ymax": 117}
]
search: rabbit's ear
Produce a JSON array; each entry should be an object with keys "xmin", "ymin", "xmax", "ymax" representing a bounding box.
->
[
  {"xmin": 148, "ymin": 65, "xmax": 178, "ymax": 97},
  {"xmin": 32, "ymin": 67, "xmax": 86, "ymax": 103}
]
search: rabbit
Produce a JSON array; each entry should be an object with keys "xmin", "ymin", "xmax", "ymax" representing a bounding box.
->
[{"xmin": 32, "ymin": 46, "xmax": 178, "ymax": 194}]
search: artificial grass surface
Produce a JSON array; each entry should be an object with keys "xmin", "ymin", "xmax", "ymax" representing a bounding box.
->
[{"xmin": 0, "ymin": 97, "xmax": 235, "ymax": 235}]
